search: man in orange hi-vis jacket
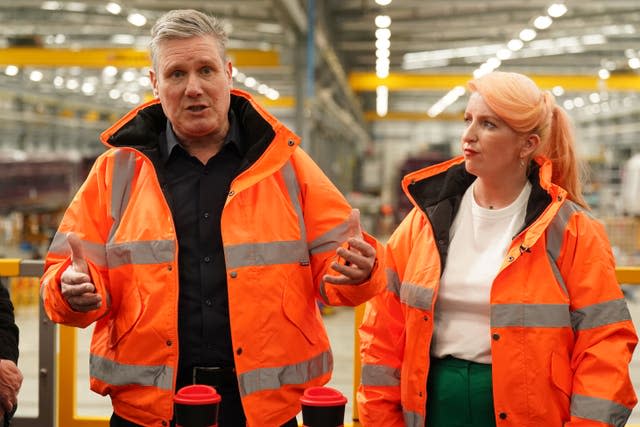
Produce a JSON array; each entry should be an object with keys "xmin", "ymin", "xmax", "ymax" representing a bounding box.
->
[{"xmin": 40, "ymin": 9, "xmax": 385, "ymax": 427}]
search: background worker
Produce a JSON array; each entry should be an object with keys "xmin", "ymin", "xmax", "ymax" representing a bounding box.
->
[
  {"xmin": 0, "ymin": 281, "xmax": 23, "ymax": 427},
  {"xmin": 41, "ymin": 9, "xmax": 384, "ymax": 427},
  {"xmin": 357, "ymin": 71, "xmax": 637, "ymax": 427}
]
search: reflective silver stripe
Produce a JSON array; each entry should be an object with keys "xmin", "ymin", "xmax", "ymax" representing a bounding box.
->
[
  {"xmin": 90, "ymin": 354, "xmax": 173, "ymax": 391},
  {"xmin": 360, "ymin": 364, "xmax": 400, "ymax": 387},
  {"xmin": 386, "ymin": 268, "xmax": 401, "ymax": 297},
  {"xmin": 309, "ymin": 218, "xmax": 352, "ymax": 255},
  {"xmin": 48, "ymin": 232, "xmax": 108, "ymax": 267},
  {"xmin": 400, "ymin": 282, "xmax": 433, "ymax": 310},
  {"xmin": 403, "ymin": 410, "xmax": 424, "ymax": 427},
  {"xmin": 571, "ymin": 298, "xmax": 632, "ymax": 331},
  {"xmin": 106, "ymin": 240, "xmax": 175, "ymax": 268},
  {"xmin": 281, "ymin": 161, "xmax": 308, "ymax": 253},
  {"xmin": 571, "ymin": 393, "xmax": 631, "ymax": 427},
  {"xmin": 238, "ymin": 350, "xmax": 332, "ymax": 397},
  {"xmin": 224, "ymin": 240, "xmax": 309, "ymax": 269},
  {"xmin": 109, "ymin": 149, "xmax": 137, "ymax": 243},
  {"xmin": 491, "ymin": 303, "xmax": 571, "ymax": 327},
  {"xmin": 546, "ymin": 252, "xmax": 567, "ymax": 297},
  {"xmin": 546, "ymin": 201, "xmax": 589, "ymax": 296}
]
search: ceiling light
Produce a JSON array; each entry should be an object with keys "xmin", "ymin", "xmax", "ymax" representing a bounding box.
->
[
  {"xmin": 29, "ymin": 70, "xmax": 44, "ymax": 82},
  {"xmin": 109, "ymin": 89, "xmax": 121, "ymax": 99},
  {"xmin": 106, "ymin": 2, "xmax": 122, "ymax": 15},
  {"xmin": 507, "ymin": 39, "xmax": 524, "ymax": 51},
  {"xmin": 376, "ymin": 48, "xmax": 390, "ymax": 59},
  {"xmin": 65, "ymin": 2, "xmax": 87, "ymax": 12},
  {"xmin": 375, "ymin": 28, "xmax": 391, "ymax": 40},
  {"xmin": 5, "ymin": 65, "xmax": 19, "ymax": 76},
  {"xmin": 547, "ymin": 4, "xmax": 568, "ymax": 18},
  {"xmin": 53, "ymin": 76, "xmax": 64, "ymax": 88},
  {"xmin": 266, "ymin": 89, "xmax": 279, "ymax": 100},
  {"xmin": 41, "ymin": 1, "xmax": 61, "ymax": 10},
  {"xmin": 376, "ymin": 85, "xmax": 388, "ymax": 117},
  {"xmin": 552, "ymin": 86, "xmax": 564, "ymax": 96},
  {"xmin": 629, "ymin": 58, "xmax": 640, "ymax": 69},
  {"xmin": 589, "ymin": 93, "xmax": 601, "ymax": 103},
  {"xmin": 519, "ymin": 28, "xmax": 537, "ymax": 42},
  {"xmin": 533, "ymin": 16, "xmax": 552, "ymax": 30},
  {"xmin": 375, "ymin": 38, "xmax": 390, "ymax": 50},
  {"xmin": 375, "ymin": 15, "xmax": 391, "ymax": 28},
  {"xmin": 375, "ymin": 0, "xmax": 392, "ymax": 5},
  {"xmin": 598, "ymin": 69, "xmax": 610, "ymax": 80},
  {"xmin": 127, "ymin": 13, "xmax": 147, "ymax": 27}
]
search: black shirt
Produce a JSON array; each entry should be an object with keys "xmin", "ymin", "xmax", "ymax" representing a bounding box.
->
[{"xmin": 159, "ymin": 112, "xmax": 245, "ymax": 391}]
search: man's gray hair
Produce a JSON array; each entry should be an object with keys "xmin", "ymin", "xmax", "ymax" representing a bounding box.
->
[{"xmin": 149, "ymin": 9, "xmax": 228, "ymax": 71}]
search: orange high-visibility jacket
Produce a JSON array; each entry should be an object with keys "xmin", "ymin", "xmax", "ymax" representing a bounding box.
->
[
  {"xmin": 41, "ymin": 89, "xmax": 385, "ymax": 426},
  {"xmin": 358, "ymin": 156, "xmax": 637, "ymax": 427}
]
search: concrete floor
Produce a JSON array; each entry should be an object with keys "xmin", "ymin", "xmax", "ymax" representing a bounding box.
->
[{"xmin": 11, "ymin": 299, "xmax": 640, "ymax": 425}]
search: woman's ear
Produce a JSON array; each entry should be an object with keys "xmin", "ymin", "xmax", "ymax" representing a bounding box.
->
[{"xmin": 522, "ymin": 133, "xmax": 540, "ymax": 157}]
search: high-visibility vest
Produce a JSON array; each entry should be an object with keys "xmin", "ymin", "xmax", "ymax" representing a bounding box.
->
[
  {"xmin": 42, "ymin": 89, "xmax": 386, "ymax": 426},
  {"xmin": 358, "ymin": 156, "xmax": 637, "ymax": 427}
]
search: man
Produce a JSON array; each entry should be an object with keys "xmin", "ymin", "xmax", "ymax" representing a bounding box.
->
[
  {"xmin": 40, "ymin": 9, "xmax": 385, "ymax": 427},
  {"xmin": 0, "ymin": 281, "xmax": 23, "ymax": 426}
]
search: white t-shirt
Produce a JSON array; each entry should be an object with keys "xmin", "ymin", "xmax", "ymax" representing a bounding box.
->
[{"xmin": 430, "ymin": 180, "xmax": 532, "ymax": 363}]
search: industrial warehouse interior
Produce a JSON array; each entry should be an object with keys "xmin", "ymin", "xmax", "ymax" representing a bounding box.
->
[{"xmin": 1, "ymin": 1, "xmax": 639, "ymax": 426}]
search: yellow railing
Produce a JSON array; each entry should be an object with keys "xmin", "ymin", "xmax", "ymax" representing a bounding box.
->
[{"xmin": 1, "ymin": 259, "xmax": 639, "ymax": 427}]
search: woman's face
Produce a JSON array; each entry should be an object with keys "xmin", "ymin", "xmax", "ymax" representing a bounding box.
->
[{"xmin": 461, "ymin": 92, "xmax": 531, "ymax": 180}]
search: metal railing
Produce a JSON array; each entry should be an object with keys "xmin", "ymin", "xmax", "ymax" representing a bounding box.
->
[
  {"xmin": 0, "ymin": 259, "xmax": 54, "ymax": 427},
  {"xmin": 1, "ymin": 259, "xmax": 639, "ymax": 427}
]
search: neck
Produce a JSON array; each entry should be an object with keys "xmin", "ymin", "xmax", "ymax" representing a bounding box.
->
[{"xmin": 473, "ymin": 174, "xmax": 528, "ymax": 210}]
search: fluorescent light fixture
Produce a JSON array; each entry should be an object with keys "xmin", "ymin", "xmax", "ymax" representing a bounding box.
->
[
  {"xmin": 376, "ymin": 85, "xmax": 388, "ymax": 117},
  {"xmin": 548, "ymin": 3, "xmax": 568, "ymax": 18},
  {"xmin": 127, "ymin": 13, "xmax": 147, "ymax": 27},
  {"xmin": 106, "ymin": 2, "xmax": 122, "ymax": 14},
  {"xmin": 375, "ymin": 0, "xmax": 392, "ymax": 5},
  {"xmin": 375, "ymin": 15, "xmax": 392, "ymax": 28},
  {"xmin": 534, "ymin": 16, "xmax": 553, "ymax": 30},
  {"xmin": 519, "ymin": 28, "xmax": 537, "ymax": 42}
]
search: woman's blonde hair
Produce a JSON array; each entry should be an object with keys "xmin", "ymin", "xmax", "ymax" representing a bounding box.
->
[{"xmin": 468, "ymin": 71, "xmax": 587, "ymax": 208}]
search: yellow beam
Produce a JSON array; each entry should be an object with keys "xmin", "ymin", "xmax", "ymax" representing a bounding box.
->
[
  {"xmin": 0, "ymin": 47, "xmax": 280, "ymax": 68},
  {"xmin": 616, "ymin": 267, "xmax": 640, "ymax": 285},
  {"xmin": 365, "ymin": 110, "xmax": 462, "ymax": 122},
  {"xmin": 349, "ymin": 72, "xmax": 640, "ymax": 92},
  {"xmin": 0, "ymin": 259, "xmax": 20, "ymax": 276}
]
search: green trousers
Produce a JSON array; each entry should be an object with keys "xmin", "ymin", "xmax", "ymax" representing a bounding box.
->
[{"xmin": 426, "ymin": 356, "xmax": 497, "ymax": 427}]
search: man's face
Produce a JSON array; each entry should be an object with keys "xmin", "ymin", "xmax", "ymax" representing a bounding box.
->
[{"xmin": 149, "ymin": 35, "xmax": 233, "ymax": 144}]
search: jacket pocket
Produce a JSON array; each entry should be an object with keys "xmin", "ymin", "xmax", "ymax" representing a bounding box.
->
[
  {"xmin": 108, "ymin": 285, "xmax": 143, "ymax": 349},
  {"xmin": 550, "ymin": 351, "xmax": 573, "ymax": 398},
  {"xmin": 282, "ymin": 275, "xmax": 320, "ymax": 345}
]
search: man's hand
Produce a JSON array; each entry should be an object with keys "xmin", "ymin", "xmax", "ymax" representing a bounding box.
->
[
  {"xmin": 323, "ymin": 209, "xmax": 376, "ymax": 285},
  {"xmin": 60, "ymin": 233, "xmax": 102, "ymax": 312},
  {"xmin": 0, "ymin": 359, "xmax": 22, "ymax": 416}
]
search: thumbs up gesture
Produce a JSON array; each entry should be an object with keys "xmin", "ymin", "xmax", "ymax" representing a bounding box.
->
[
  {"xmin": 323, "ymin": 209, "xmax": 377, "ymax": 285},
  {"xmin": 60, "ymin": 232, "xmax": 102, "ymax": 312}
]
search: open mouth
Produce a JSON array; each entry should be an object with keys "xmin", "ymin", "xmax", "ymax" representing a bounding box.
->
[{"xmin": 187, "ymin": 105, "xmax": 207, "ymax": 112}]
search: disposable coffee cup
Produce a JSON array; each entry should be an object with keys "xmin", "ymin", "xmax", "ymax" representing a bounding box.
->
[
  {"xmin": 300, "ymin": 386, "xmax": 347, "ymax": 427},
  {"xmin": 174, "ymin": 384, "xmax": 221, "ymax": 427}
]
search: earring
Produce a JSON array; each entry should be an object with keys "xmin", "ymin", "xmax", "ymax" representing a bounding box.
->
[{"xmin": 520, "ymin": 158, "xmax": 526, "ymax": 168}]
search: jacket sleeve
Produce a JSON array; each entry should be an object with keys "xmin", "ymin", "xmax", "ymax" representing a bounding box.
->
[
  {"xmin": 292, "ymin": 149, "xmax": 385, "ymax": 306},
  {"xmin": 40, "ymin": 154, "xmax": 113, "ymax": 328},
  {"xmin": 559, "ymin": 210, "xmax": 638, "ymax": 426},
  {"xmin": 0, "ymin": 282, "xmax": 19, "ymax": 363},
  {"xmin": 357, "ymin": 208, "xmax": 423, "ymax": 427}
]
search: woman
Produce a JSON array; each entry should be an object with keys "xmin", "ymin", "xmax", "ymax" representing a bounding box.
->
[{"xmin": 357, "ymin": 71, "xmax": 637, "ymax": 427}]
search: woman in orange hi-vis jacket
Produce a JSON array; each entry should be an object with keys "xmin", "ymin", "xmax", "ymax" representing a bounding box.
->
[
  {"xmin": 40, "ymin": 9, "xmax": 385, "ymax": 427},
  {"xmin": 357, "ymin": 71, "xmax": 637, "ymax": 427}
]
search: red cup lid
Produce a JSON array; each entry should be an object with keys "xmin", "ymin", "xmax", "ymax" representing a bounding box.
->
[
  {"xmin": 300, "ymin": 386, "xmax": 347, "ymax": 407},
  {"xmin": 174, "ymin": 385, "xmax": 221, "ymax": 405}
]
